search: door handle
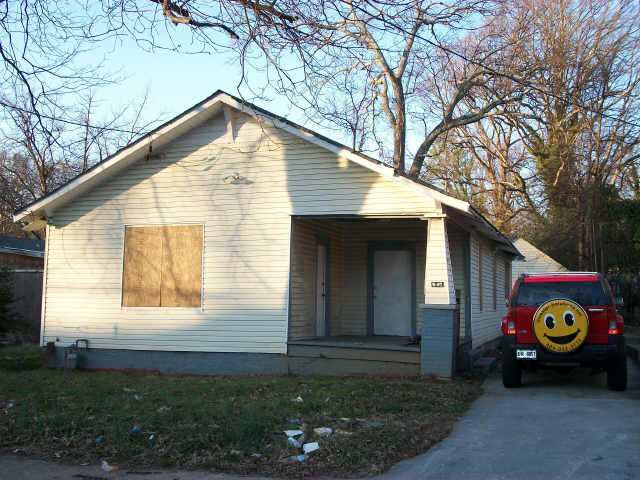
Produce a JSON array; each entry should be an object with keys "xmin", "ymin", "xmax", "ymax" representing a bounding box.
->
[{"xmin": 587, "ymin": 308, "xmax": 604, "ymax": 312}]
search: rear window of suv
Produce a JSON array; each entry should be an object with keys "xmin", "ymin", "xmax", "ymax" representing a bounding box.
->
[{"xmin": 512, "ymin": 281, "xmax": 611, "ymax": 307}]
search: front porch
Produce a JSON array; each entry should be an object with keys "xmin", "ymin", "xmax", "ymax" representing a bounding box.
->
[{"xmin": 287, "ymin": 215, "xmax": 470, "ymax": 375}]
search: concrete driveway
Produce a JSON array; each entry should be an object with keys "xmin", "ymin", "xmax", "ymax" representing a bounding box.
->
[{"xmin": 377, "ymin": 358, "xmax": 640, "ymax": 480}]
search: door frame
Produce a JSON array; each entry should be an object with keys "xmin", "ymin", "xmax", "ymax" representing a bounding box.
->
[
  {"xmin": 367, "ymin": 241, "xmax": 416, "ymax": 336},
  {"xmin": 316, "ymin": 236, "xmax": 330, "ymax": 337}
]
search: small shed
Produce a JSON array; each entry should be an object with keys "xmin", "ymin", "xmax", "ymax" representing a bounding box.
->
[{"xmin": 0, "ymin": 235, "xmax": 44, "ymax": 340}]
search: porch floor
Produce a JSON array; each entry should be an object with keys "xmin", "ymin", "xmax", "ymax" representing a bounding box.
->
[{"xmin": 288, "ymin": 335, "xmax": 419, "ymax": 352}]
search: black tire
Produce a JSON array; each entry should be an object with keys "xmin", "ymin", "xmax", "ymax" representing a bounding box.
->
[
  {"xmin": 607, "ymin": 354, "xmax": 627, "ymax": 391},
  {"xmin": 502, "ymin": 352, "xmax": 522, "ymax": 388}
]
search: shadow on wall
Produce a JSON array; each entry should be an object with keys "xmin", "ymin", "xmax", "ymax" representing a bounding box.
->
[{"xmin": 41, "ymin": 108, "xmax": 421, "ymax": 355}]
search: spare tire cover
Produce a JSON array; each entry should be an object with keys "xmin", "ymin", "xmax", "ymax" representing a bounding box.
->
[{"xmin": 533, "ymin": 298, "xmax": 589, "ymax": 353}]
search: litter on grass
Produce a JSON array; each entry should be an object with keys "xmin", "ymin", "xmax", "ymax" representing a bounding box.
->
[
  {"xmin": 287, "ymin": 437, "xmax": 302, "ymax": 449},
  {"xmin": 101, "ymin": 460, "xmax": 119, "ymax": 472},
  {"xmin": 303, "ymin": 442, "xmax": 319, "ymax": 454},
  {"xmin": 131, "ymin": 425, "xmax": 141, "ymax": 433},
  {"xmin": 134, "ymin": 394, "xmax": 142, "ymax": 401},
  {"xmin": 283, "ymin": 429, "xmax": 304, "ymax": 437},
  {"xmin": 290, "ymin": 396, "xmax": 303, "ymax": 403},
  {"xmin": 122, "ymin": 388, "xmax": 135, "ymax": 393},
  {"xmin": 95, "ymin": 435, "xmax": 103, "ymax": 444},
  {"xmin": 290, "ymin": 454, "xmax": 308, "ymax": 462},
  {"xmin": 148, "ymin": 434, "xmax": 154, "ymax": 441},
  {"xmin": 313, "ymin": 427, "xmax": 332, "ymax": 437}
]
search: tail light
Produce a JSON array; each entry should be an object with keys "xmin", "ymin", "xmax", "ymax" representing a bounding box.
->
[
  {"xmin": 502, "ymin": 315, "xmax": 516, "ymax": 335},
  {"xmin": 608, "ymin": 320, "xmax": 618, "ymax": 335}
]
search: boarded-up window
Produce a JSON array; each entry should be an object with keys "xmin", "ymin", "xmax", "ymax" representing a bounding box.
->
[{"xmin": 122, "ymin": 225, "xmax": 203, "ymax": 307}]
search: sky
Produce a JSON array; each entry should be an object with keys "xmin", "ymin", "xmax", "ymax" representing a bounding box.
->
[
  {"xmin": 1, "ymin": 1, "xmax": 442, "ymax": 166},
  {"xmin": 83, "ymin": 31, "xmax": 338, "ymax": 145}
]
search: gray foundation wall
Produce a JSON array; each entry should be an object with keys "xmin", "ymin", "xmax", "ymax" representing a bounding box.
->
[
  {"xmin": 420, "ymin": 306, "xmax": 458, "ymax": 377},
  {"xmin": 50, "ymin": 347, "xmax": 289, "ymax": 375}
]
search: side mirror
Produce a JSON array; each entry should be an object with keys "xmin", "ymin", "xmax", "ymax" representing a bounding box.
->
[{"xmin": 615, "ymin": 297, "xmax": 624, "ymax": 310}]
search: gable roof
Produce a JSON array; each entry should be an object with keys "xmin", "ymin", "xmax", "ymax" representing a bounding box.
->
[
  {"xmin": 513, "ymin": 238, "xmax": 567, "ymax": 271},
  {"xmin": 0, "ymin": 235, "xmax": 44, "ymax": 258},
  {"xmin": 13, "ymin": 90, "xmax": 518, "ymax": 256}
]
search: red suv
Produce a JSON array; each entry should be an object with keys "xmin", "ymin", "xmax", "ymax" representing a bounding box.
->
[{"xmin": 501, "ymin": 272, "xmax": 626, "ymax": 390}]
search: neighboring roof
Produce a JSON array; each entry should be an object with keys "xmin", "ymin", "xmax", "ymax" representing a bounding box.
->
[
  {"xmin": 0, "ymin": 235, "xmax": 44, "ymax": 258},
  {"xmin": 512, "ymin": 238, "xmax": 567, "ymax": 273},
  {"xmin": 13, "ymin": 90, "xmax": 519, "ymax": 256}
]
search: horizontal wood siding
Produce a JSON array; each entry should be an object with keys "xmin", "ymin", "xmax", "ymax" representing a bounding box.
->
[
  {"xmin": 340, "ymin": 219, "xmax": 427, "ymax": 335},
  {"xmin": 470, "ymin": 235, "xmax": 509, "ymax": 347},
  {"xmin": 447, "ymin": 224, "xmax": 467, "ymax": 339},
  {"xmin": 289, "ymin": 219, "xmax": 344, "ymax": 340},
  {"xmin": 43, "ymin": 111, "xmax": 437, "ymax": 353}
]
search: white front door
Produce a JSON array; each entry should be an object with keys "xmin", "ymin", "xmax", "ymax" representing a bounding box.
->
[
  {"xmin": 316, "ymin": 244, "xmax": 328, "ymax": 336},
  {"xmin": 373, "ymin": 249, "xmax": 412, "ymax": 336}
]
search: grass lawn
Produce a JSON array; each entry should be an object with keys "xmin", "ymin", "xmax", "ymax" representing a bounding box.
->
[{"xmin": 0, "ymin": 347, "xmax": 482, "ymax": 478}]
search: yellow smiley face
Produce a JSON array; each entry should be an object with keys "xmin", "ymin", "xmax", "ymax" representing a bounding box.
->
[{"xmin": 533, "ymin": 299, "xmax": 589, "ymax": 353}]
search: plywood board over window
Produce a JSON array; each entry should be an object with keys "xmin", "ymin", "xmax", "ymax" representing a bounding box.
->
[{"xmin": 122, "ymin": 225, "xmax": 203, "ymax": 307}]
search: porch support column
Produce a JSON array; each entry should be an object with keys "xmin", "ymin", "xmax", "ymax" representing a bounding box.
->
[
  {"xmin": 424, "ymin": 217, "xmax": 455, "ymax": 305},
  {"xmin": 421, "ymin": 217, "xmax": 458, "ymax": 378}
]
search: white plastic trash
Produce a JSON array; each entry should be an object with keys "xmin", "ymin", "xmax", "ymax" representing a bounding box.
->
[
  {"xmin": 303, "ymin": 442, "xmax": 319, "ymax": 454},
  {"xmin": 284, "ymin": 429, "xmax": 304, "ymax": 437},
  {"xmin": 313, "ymin": 427, "xmax": 332, "ymax": 437},
  {"xmin": 287, "ymin": 436, "xmax": 302, "ymax": 448}
]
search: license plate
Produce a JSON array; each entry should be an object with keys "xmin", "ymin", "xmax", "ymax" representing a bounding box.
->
[{"xmin": 516, "ymin": 349, "xmax": 537, "ymax": 360}]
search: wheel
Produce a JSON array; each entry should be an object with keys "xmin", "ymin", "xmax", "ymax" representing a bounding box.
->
[
  {"xmin": 607, "ymin": 354, "xmax": 627, "ymax": 391},
  {"xmin": 502, "ymin": 352, "xmax": 522, "ymax": 388}
]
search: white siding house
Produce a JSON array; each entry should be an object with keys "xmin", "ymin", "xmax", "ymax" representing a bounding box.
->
[
  {"xmin": 512, "ymin": 238, "xmax": 567, "ymax": 279},
  {"xmin": 15, "ymin": 91, "xmax": 519, "ymax": 376}
]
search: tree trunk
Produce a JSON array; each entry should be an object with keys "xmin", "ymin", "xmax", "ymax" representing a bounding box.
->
[
  {"xmin": 392, "ymin": 83, "xmax": 406, "ymax": 174},
  {"xmin": 576, "ymin": 196, "xmax": 586, "ymax": 270},
  {"xmin": 409, "ymin": 129, "xmax": 440, "ymax": 177}
]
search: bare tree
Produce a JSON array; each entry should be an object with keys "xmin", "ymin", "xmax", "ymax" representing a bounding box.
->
[
  {"xmin": 423, "ymin": 114, "xmax": 542, "ymax": 236},
  {"xmin": 0, "ymin": 93, "xmax": 155, "ymax": 237},
  {"xmin": 245, "ymin": 0, "xmax": 500, "ymax": 174},
  {"xmin": 502, "ymin": 0, "xmax": 640, "ymax": 268},
  {"xmin": 2, "ymin": 0, "xmax": 523, "ymax": 180}
]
